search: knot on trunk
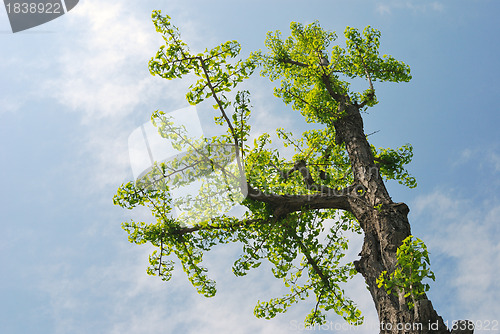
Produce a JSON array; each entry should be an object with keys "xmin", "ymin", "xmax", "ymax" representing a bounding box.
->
[{"xmin": 392, "ymin": 202, "xmax": 410, "ymax": 216}]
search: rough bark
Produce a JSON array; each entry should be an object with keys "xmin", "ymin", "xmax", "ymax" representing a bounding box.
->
[{"xmin": 333, "ymin": 103, "xmax": 470, "ymax": 333}]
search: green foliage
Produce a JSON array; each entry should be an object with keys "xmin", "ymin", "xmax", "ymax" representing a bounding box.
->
[
  {"xmin": 114, "ymin": 176, "xmax": 220, "ymax": 297},
  {"xmin": 114, "ymin": 11, "xmax": 417, "ymax": 328},
  {"xmin": 343, "ymin": 26, "xmax": 412, "ymax": 83},
  {"xmin": 149, "ymin": 11, "xmax": 257, "ymax": 110},
  {"xmin": 252, "ymin": 23, "xmax": 411, "ymax": 124},
  {"xmin": 247, "ymin": 210, "xmax": 363, "ymax": 326},
  {"xmin": 376, "ymin": 236, "xmax": 436, "ymax": 310},
  {"xmin": 372, "ymin": 144, "xmax": 417, "ymax": 188}
]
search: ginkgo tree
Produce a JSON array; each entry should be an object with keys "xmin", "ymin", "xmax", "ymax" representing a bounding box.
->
[{"xmin": 114, "ymin": 10, "xmax": 474, "ymax": 334}]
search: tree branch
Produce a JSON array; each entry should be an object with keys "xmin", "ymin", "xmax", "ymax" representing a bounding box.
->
[
  {"xmin": 281, "ymin": 58, "xmax": 308, "ymax": 67},
  {"xmin": 292, "ymin": 159, "xmax": 336, "ymax": 194},
  {"xmin": 171, "ymin": 218, "xmax": 266, "ymax": 235},
  {"xmin": 287, "ymin": 222, "xmax": 340, "ymax": 299},
  {"xmin": 321, "ymin": 73, "xmax": 348, "ymax": 106},
  {"xmin": 198, "ymin": 57, "xmax": 245, "ymax": 182},
  {"xmin": 246, "ymin": 183, "xmax": 359, "ymax": 217}
]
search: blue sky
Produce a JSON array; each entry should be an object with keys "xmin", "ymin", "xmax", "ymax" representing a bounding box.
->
[{"xmin": 1, "ymin": 1, "xmax": 499, "ymax": 333}]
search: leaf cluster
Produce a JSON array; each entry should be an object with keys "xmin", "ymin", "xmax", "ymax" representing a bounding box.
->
[
  {"xmin": 252, "ymin": 23, "xmax": 411, "ymax": 124},
  {"xmin": 149, "ymin": 11, "xmax": 257, "ymax": 110},
  {"xmin": 376, "ymin": 236, "xmax": 436, "ymax": 310},
  {"xmin": 372, "ymin": 144, "xmax": 417, "ymax": 188},
  {"xmin": 249, "ymin": 211, "xmax": 363, "ymax": 326}
]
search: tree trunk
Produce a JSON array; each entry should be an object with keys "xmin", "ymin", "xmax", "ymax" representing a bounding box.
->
[
  {"xmin": 353, "ymin": 208, "xmax": 450, "ymax": 333},
  {"xmin": 334, "ymin": 104, "xmax": 471, "ymax": 334}
]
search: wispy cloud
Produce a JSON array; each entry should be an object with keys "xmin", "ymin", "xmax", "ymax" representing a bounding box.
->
[
  {"xmin": 42, "ymin": 243, "xmax": 380, "ymax": 334},
  {"xmin": 0, "ymin": 96, "xmax": 22, "ymax": 114},
  {"xmin": 42, "ymin": 2, "xmax": 169, "ymax": 121},
  {"xmin": 35, "ymin": 1, "xmax": 200, "ymax": 191},
  {"xmin": 376, "ymin": 1, "xmax": 444, "ymax": 15},
  {"xmin": 453, "ymin": 146, "xmax": 500, "ymax": 176},
  {"xmin": 412, "ymin": 190, "xmax": 500, "ymax": 322},
  {"xmin": 490, "ymin": 151, "xmax": 500, "ymax": 172}
]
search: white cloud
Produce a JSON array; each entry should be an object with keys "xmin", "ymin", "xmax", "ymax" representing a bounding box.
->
[
  {"xmin": 376, "ymin": 1, "xmax": 444, "ymax": 15},
  {"xmin": 430, "ymin": 2, "xmax": 445, "ymax": 12},
  {"xmin": 42, "ymin": 1, "xmax": 188, "ymax": 122},
  {"xmin": 376, "ymin": 4, "xmax": 393, "ymax": 15},
  {"xmin": 412, "ymin": 190, "xmax": 500, "ymax": 323},
  {"xmin": 0, "ymin": 95, "xmax": 22, "ymax": 113},
  {"xmin": 36, "ymin": 1, "xmax": 202, "ymax": 192},
  {"xmin": 488, "ymin": 151, "xmax": 500, "ymax": 172},
  {"xmin": 453, "ymin": 146, "xmax": 500, "ymax": 174},
  {"xmin": 39, "ymin": 213, "xmax": 382, "ymax": 334}
]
